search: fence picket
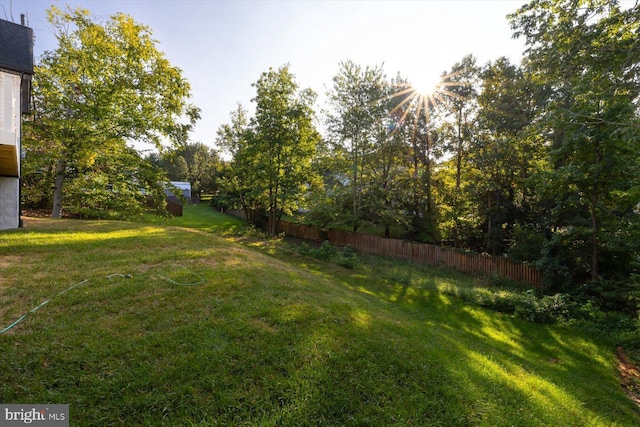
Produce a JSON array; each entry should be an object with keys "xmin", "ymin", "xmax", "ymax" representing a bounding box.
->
[{"xmin": 259, "ymin": 218, "xmax": 543, "ymax": 287}]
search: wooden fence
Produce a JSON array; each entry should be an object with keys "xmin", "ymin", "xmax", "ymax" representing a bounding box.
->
[{"xmin": 275, "ymin": 220, "xmax": 543, "ymax": 288}]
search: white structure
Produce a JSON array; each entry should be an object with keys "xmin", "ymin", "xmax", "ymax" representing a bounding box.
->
[
  {"xmin": 0, "ymin": 18, "xmax": 33, "ymax": 230},
  {"xmin": 0, "ymin": 72, "xmax": 22, "ymax": 230}
]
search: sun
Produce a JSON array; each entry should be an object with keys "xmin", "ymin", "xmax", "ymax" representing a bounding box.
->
[
  {"xmin": 386, "ymin": 69, "xmax": 466, "ymax": 136},
  {"xmin": 410, "ymin": 71, "xmax": 443, "ymax": 97}
]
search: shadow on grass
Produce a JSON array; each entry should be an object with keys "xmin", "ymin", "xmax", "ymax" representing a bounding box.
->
[
  {"xmin": 1, "ymin": 220, "xmax": 638, "ymax": 425},
  {"xmin": 249, "ymin": 242, "xmax": 640, "ymax": 426}
]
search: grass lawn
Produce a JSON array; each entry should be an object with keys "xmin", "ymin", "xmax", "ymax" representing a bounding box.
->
[
  {"xmin": 1, "ymin": 210, "xmax": 638, "ymax": 426},
  {"xmin": 142, "ymin": 203, "xmax": 246, "ymax": 233}
]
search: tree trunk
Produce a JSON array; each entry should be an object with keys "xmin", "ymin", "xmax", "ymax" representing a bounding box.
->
[
  {"xmin": 590, "ymin": 202, "xmax": 599, "ymax": 283},
  {"xmin": 51, "ymin": 158, "xmax": 66, "ymax": 219},
  {"xmin": 352, "ymin": 131, "xmax": 359, "ymax": 233},
  {"xmin": 454, "ymin": 107, "xmax": 464, "ymax": 247}
]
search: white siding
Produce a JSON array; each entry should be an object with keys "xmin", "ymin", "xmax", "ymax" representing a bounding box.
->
[
  {"xmin": 0, "ymin": 72, "xmax": 20, "ymax": 151},
  {"xmin": 0, "ymin": 71, "xmax": 21, "ymax": 230}
]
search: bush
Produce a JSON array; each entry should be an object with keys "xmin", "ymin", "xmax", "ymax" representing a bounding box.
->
[
  {"xmin": 437, "ymin": 283, "xmax": 521, "ymax": 314},
  {"xmin": 336, "ymin": 245, "xmax": 359, "ymax": 269},
  {"xmin": 297, "ymin": 241, "xmax": 360, "ymax": 269},
  {"xmin": 436, "ymin": 284, "xmax": 575, "ymax": 324},
  {"xmin": 514, "ymin": 290, "xmax": 572, "ymax": 323},
  {"xmin": 507, "ymin": 224, "xmax": 545, "ymax": 263}
]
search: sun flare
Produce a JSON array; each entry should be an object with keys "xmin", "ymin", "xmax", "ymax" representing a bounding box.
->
[
  {"xmin": 386, "ymin": 69, "xmax": 467, "ymax": 139},
  {"xmin": 410, "ymin": 72, "xmax": 443, "ymax": 97}
]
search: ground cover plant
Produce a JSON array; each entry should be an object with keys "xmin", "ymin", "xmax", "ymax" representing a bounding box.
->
[{"xmin": 1, "ymin": 213, "xmax": 639, "ymax": 425}]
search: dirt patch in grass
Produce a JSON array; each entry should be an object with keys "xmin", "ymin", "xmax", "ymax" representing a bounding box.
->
[
  {"xmin": 617, "ymin": 346, "xmax": 640, "ymax": 408},
  {"xmin": 0, "ymin": 256, "xmax": 22, "ymax": 287},
  {"xmin": 22, "ymin": 209, "xmax": 80, "ymax": 219},
  {"xmin": 0, "ymin": 256, "xmax": 20, "ymax": 270}
]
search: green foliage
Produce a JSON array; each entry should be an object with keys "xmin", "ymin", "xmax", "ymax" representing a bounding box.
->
[
  {"xmin": 507, "ymin": 224, "xmax": 546, "ymax": 263},
  {"xmin": 297, "ymin": 240, "xmax": 360, "ymax": 269},
  {"xmin": 216, "ymin": 67, "xmax": 320, "ymax": 233},
  {"xmin": 24, "ymin": 5, "xmax": 199, "ymax": 218},
  {"xmin": 510, "ymin": 0, "xmax": 640, "ymax": 285},
  {"xmin": 436, "ymin": 283, "xmax": 572, "ymax": 324},
  {"xmin": 325, "ymin": 61, "xmax": 391, "ymax": 233},
  {"xmin": 63, "ymin": 146, "xmax": 168, "ymax": 220},
  {"xmin": 252, "ymin": 65, "xmax": 321, "ymax": 234},
  {"xmin": 514, "ymin": 290, "xmax": 572, "ymax": 323},
  {"xmin": 147, "ymin": 142, "xmax": 221, "ymax": 198},
  {"xmin": 208, "ymin": 1, "xmax": 640, "ymax": 317}
]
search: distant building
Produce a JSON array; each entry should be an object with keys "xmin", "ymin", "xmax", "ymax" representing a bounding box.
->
[
  {"xmin": 162, "ymin": 181, "xmax": 191, "ymax": 217},
  {"xmin": 0, "ymin": 18, "xmax": 33, "ymax": 230},
  {"xmin": 165, "ymin": 181, "xmax": 192, "ymax": 200}
]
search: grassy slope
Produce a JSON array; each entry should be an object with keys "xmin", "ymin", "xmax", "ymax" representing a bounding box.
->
[
  {"xmin": 142, "ymin": 203, "xmax": 247, "ymax": 232},
  {"xmin": 0, "ymin": 209, "xmax": 638, "ymax": 426}
]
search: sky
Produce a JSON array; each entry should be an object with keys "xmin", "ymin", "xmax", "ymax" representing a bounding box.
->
[{"xmin": 2, "ymin": 0, "xmax": 531, "ymax": 152}]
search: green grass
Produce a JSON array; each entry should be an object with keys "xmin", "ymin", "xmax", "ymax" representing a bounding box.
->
[
  {"xmin": 1, "ymin": 214, "xmax": 638, "ymax": 426},
  {"xmin": 143, "ymin": 203, "xmax": 247, "ymax": 233}
]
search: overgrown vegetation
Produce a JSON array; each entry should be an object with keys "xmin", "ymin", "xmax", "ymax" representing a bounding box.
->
[{"xmin": 296, "ymin": 241, "xmax": 360, "ymax": 269}]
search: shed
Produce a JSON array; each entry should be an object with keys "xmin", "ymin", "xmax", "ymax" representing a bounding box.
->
[{"xmin": 164, "ymin": 181, "xmax": 192, "ymax": 200}]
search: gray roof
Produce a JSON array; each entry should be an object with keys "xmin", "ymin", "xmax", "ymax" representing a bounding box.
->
[{"xmin": 0, "ymin": 19, "xmax": 34, "ymax": 74}]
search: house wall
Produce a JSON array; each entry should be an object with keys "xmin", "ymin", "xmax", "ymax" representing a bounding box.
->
[
  {"xmin": 0, "ymin": 72, "xmax": 21, "ymax": 149},
  {"xmin": 0, "ymin": 70, "xmax": 21, "ymax": 230}
]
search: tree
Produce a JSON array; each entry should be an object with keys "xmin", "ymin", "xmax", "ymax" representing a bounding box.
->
[
  {"xmin": 217, "ymin": 68, "xmax": 320, "ymax": 233},
  {"xmin": 325, "ymin": 61, "xmax": 389, "ymax": 232},
  {"xmin": 389, "ymin": 76, "xmax": 443, "ymax": 243},
  {"xmin": 436, "ymin": 55, "xmax": 480, "ymax": 246},
  {"xmin": 252, "ymin": 65, "xmax": 320, "ymax": 234},
  {"xmin": 510, "ymin": 0, "xmax": 640, "ymax": 299},
  {"xmin": 26, "ymin": 6, "xmax": 199, "ymax": 218},
  {"xmin": 215, "ymin": 104, "xmax": 258, "ymax": 219},
  {"xmin": 65, "ymin": 145, "xmax": 168, "ymax": 219},
  {"xmin": 469, "ymin": 58, "xmax": 548, "ymax": 254},
  {"xmin": 151, "ymin": 142, "xmax": 220, "ymax": 198}
]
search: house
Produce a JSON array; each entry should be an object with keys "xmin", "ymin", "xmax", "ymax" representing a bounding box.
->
[{"xmin": 0, "ymin": 17, "xmax": 33, "ymax": 230}]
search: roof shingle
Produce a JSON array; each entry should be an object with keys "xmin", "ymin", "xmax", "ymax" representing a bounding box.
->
[{"xmin": 0, "ymin": 18, "xmax": 34, "ymax": 75}]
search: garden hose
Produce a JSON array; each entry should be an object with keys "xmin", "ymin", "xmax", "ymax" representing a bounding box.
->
[{"xmin": 0, "ymin": 268, "xmax": 205, "ymax": 335}]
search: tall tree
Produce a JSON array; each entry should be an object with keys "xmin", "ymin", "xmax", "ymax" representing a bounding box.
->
[
  {"xmin": 215, "ymin": 104, "xmax": 263, "ymax": 222},
  {"xmin": 390, "ymin": 80, "xmax": 442, "ymax": 243},
  {"xmin": 510, "ymin": 0, "xmax": 640, "ymax": 288},
  {"xmin": 252, "ymin": 65, "xmax": 320, "ymax": 234},
  {"xmin": 361, "ymin": 76, "xmax": 410, "ymax": 238},
  {"xmin": 436, "ymin": 55, "xmax": 480, "ymax": 245},
  {"xmin": 470, "ymin": 58, "xmax": 547, "ymax": 254},
  {"xmin": 26, "ymin": 6, "xmax": 199, "ymax": 218},
  {"xmin": 218, "ymin": 67, "xmax": 319, "ymax": 232},
  {"xmin": 325, "ymin": 61, "xmax": 388, "ymax": 232}
]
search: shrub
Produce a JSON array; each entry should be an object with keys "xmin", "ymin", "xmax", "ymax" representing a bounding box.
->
[
  {"xmin": 514, "ymin": 290, "xmax": 572, "ymax": 323},
  {"xmin": 507, "ymin": 224, "xmax": 545, "ymax": 263},
  {"xmin": 336, "ymin": 245, "xmax": 359, "ymax": 269},
  {"xmin": 298, "ymin": 241, "xmax": 360, "ymax": 269}
]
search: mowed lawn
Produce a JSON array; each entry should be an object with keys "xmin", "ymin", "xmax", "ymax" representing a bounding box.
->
[{"xmin": 0, "ymin": 209, "xmax": 638, "ymax": 426}]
